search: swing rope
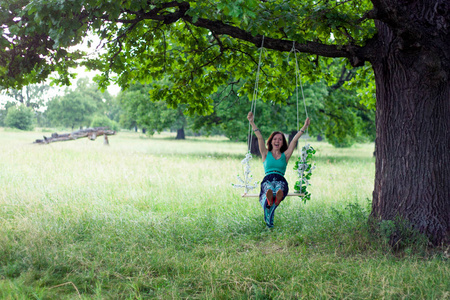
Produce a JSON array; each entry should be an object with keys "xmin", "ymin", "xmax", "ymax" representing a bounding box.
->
[
  {"xmin": 231, "ymin": 36, "xmax": 265, "ymax": 194},
  {"xmin": 234, "ymin": 40, "xmax": 314, "ymax": 199},
  {"xmin": 247, "ymin": 36, "xmax": 265, "ymax": 154},
  {"xmin": 289, "ymin": 42, "xmax": 308, "ymax": 142},
  {"xmin": 290, "ymin": 42, "xmax": 315, "ymax": 201}
]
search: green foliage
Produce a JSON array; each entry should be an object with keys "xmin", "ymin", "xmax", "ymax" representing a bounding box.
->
[
  {"xmin": 377, "ymin": 218, "xmax": 429, "ymax": 252},
  {"xmin": 45, "ymin": 77, "xmax": 116, "ymax": 129},
  {"xmin": 193, "ymin": 62, "xmax": 374, "ymax": 147},
  {"xmin": 0, "ymin": 110, "xmax": 4, "ymax": 127},
  {"xmin": 2, "ymin": 0, "xmax": 376, "ymax": 146},
  {"xmin": 346, "ymin": 62, "xmax": 376, "ymax": 109},
  {"xmin": 294, "ymin": 144, "xmax": 316, "ymax": 202},
  {"xmin": 119, "ymin": 60, "xmax": 375, "ymax": 146},
  {"xmin": 0, "ymin": 101, "xmax": 16, "ymax": 126},
  {"xmin": 90, "ymin": 115, "xmax": 119, "ymax": 131},
  {"xmin": 1, "ymin": 84, "xmax": 51, "ymax": 110},
  {"xmin": 118, "ymin": 83, "xmax": 187, "ymax": 135},
  {"xmin": 1, "ymin": 0, "xmax": 376, "ymax": 113},
  {"xmin": 4, "ymin": 105, "xmax": 34, "ymax": 131},
  {"xmin": 103, "ymin": 96, "xmax": 123, "ymax": 124},
  {"xmin": 46, "ymin": 92, "xmax": 97, "ymax": 129},
  {"xmin": 310, "ymin": 60, "xmax": 375, "ymax": 147}
]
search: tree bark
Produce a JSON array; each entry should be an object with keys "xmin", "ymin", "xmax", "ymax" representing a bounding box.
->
[
  {"xmin": 370, "ymin": 20, "xmax": 450, "ymax": 246},
  {"xmin": 33, "ymin": 127, "xmax": 116, "ymax": 144},
  {"xmin": 176, "ymin": 127, "xmax": 185, "ymax": 139},
  {"xmin": 288, "ymin": 130, "xmax": 298, "ymax": 149},
  {"xmin": 248, "ymin": 134, "xmax": 261, "ymax": 157}
]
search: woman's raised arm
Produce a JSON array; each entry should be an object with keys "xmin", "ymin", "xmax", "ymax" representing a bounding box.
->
[
  {"xmin": 247, "ymin": 112, "xmax": 268, "ymax": 160},
  {"xmin": 284, "ymin": 117, "xmax": 310, "ymax": 162}
]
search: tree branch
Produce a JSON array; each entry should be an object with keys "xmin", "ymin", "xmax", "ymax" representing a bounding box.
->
[
  {"xmin": 330, "ymin": 65, "xmax": 355, "ymax": 90},
  {"xmin": 110, "ymin": 1, "xmax": 369, "ymax": 67}
]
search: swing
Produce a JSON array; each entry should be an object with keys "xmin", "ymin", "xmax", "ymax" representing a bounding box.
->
[
  {"xmin": 242, "ymin": 192, "xmax": 304, "ymax": 197},
  {"xmin": 232, "ymin": 39, "xmax": 314, "ymax": 200}
]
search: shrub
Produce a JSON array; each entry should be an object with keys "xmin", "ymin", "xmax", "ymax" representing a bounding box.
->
[
  {"xmin": 90, "ymin": 115, "xmax": 120, "ymax": 131},
  {"xmin": 4, "ymin": 105, "xmax": 35, "ymax": 131}
]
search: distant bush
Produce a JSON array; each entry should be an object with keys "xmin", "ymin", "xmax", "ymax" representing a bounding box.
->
[
  {"xmin": 4, "ymin": 105, "xmax": 35, "ymax": 131},
  {"xmin": 90, "ymin": 115, "xmax": 120, "ymax": 131}
]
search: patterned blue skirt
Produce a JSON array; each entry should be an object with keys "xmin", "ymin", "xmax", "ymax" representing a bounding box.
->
[{"xmin": 259, "ymin": 173, "xmax": 289, "ymax": 227}]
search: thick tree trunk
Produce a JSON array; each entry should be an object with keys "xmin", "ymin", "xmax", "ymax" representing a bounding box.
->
[
  {"xmin": 248, "ymin": 134, "xmax": 261, "ymax": 157},
  {"xmin": 176, "ymin": 127, "xmax": 185, "ymax": 139},
  {"xmin": 371, "ymin": 21, "xmax": 450, "ymax": 246},
  {"xmin": 288, "ymin": 130, "xmax": 298, "ymax": 148}
]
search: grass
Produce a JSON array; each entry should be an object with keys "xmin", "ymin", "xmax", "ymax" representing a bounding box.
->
[{"xmin": 0, "ymin": 128, "xmax": 448, "ymax": 299}]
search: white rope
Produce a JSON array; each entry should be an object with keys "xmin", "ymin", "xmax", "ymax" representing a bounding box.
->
[
  {"xmin": 247, "ymin": 36, "xmax": 265, "ymax": 154},
  {"xmin": 232, "ymin": 36, "xmax": 265, "ymax": 194},
  {"xmin": 289, "ymin": 42, "xmax": 308, "ymax": 135},
  {"xmin": 289, "ymin": 42, "xmax": 315, "ymax": 201},
  {"xmin": 234, "ymin": 39, "xmax": 315, "ymax": 197}
]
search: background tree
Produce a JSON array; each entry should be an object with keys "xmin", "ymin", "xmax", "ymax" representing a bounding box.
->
[
  {"xmin": 90, "ymin": 114, "xmax": 119, "ymax": 131},
  {"xmin": 1, "ymin": 84, "xmax": 51, "ymax": 110},
  {"xmin": 46, "ymin": 92, "xmax": 97, "ymax": 129},
  {"xmin": 103, "ymin": 95, "xmax": 123, "ymax": 125},
  {"xmin": 193, "ymin": 69, "xmax": 374, "ymax": 149},
  {"xmin": 119, "ymin": 83, "xmax": 188, "ymax": 139},
  {"xmin": 1, "ymin": 1, "xmax": 448, "ymax": 245},
  {"xmin": 317, "ymin": 63, "xmax": 376, "ymax": 147},
  {"xmin": 4, "ymin": 105, "xmax": 34, "ymax": 131},
  {"xmin": 45, "ymin": 77, "xmax": 115, "ymax": 129},
  {"xmin": 0, "ymin": 101, "xmax": 16, "ymax": 127},
  {"xmin": 0, "ymin": 83, "xmax": 56, "ymax": 128},
  {"xmin": 74, "ymin": 77, "xmax": 114, "ymax": 116}
]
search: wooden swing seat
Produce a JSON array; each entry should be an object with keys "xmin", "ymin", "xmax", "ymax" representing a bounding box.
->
[{"xmin": 242, "ymin": 193, "xmax": 304, "ymax": 197}]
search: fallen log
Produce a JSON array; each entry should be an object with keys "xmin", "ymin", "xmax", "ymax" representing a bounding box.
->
[{"xmin": 34, "ymin": 127, "xmax": 116, "ymax": 144}]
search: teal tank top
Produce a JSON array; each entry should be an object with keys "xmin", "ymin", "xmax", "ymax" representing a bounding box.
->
[{"xmin": 263, "ymin": 152, "xmax": 287, "ymax": 176}]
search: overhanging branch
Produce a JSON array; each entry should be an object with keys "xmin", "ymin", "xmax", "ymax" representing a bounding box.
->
[{"xmin": 115, "ymin": 2, "xmax": 369, "ymax": 67}]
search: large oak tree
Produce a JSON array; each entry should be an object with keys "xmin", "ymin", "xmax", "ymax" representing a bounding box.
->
[{"xmin": 1, "ymin": 0, "xmax": 448, "ymax": 245}]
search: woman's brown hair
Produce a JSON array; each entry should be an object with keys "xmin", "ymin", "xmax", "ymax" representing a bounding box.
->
[{"xmin": 267, "ymin": 131, "xmax": 288, "ymax": 153}]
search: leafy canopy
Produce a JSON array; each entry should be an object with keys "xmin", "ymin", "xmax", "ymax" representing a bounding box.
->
[{"xmin": 1, "ymin": 0, "xmax": 377, "ymax": 113}]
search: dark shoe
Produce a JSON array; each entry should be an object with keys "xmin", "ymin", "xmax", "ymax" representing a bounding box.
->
[
  {"xmin": 275, "ymin": 190, "xmax": 284, "ymax": 206},
  {"xmin": 266, "ymin": 189, "xmax": 273, "ymax": 207}
]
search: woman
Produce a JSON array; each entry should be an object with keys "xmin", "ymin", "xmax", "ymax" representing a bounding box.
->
[{"xmin": 247, "ymin": 111, "xmax": 310, "ymax": 227}]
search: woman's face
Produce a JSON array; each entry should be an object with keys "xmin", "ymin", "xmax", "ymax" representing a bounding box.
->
[{"xmin": 271, "ymin": 133, "xmax": 284, "ymax": 150}]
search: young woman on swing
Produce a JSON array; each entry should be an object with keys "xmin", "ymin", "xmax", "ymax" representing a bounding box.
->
[{"xmin": 247, "ymin": 111, "xmax": 310, "ymax": 227}]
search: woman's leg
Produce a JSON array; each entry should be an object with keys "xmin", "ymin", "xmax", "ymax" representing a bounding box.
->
[
  {"xmin": 259, "ymin": 176, "xmax": 274, "ymax": 227},
  {"xmin": 259, "ymin": 174, "xmax": 289, "ymax": 227},
  {"xmin": 272, "ymin": 177, "xmax": 289, "ymax": 206},
  {"xmin": 266, "ymin": 189, "xmax": 274, "ymax": 206},
  {"xmin": 275, "ymin": 189, "xmax": 284, "ymax": 206},
  {"xmin": 268, "ymin": 175, "xmax": 289, "ymax": 225}
]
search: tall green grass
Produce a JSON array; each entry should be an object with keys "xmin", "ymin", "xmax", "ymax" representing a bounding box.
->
[{"xmin": 0, "ymin": 128, "xmax": 448, "ymax": 299}]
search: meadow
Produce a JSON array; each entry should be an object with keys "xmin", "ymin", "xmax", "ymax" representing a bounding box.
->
[{"xmin": 0, "ymin": 128, "xmax": 448, "ymax": 299}]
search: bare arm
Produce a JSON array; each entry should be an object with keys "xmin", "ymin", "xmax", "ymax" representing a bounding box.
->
[
  {"xmin": 284, "ymin": 117, "xmax": 311, "ymax": 162},
  {"xmin": 247, "ymin": 112, "xmax": 268, "ymax": 160}
]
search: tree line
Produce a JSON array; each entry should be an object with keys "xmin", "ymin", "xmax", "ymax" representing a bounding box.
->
[{"xmin": 1, "ymin": 63, "xmax": 375, "ymax": 148}]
